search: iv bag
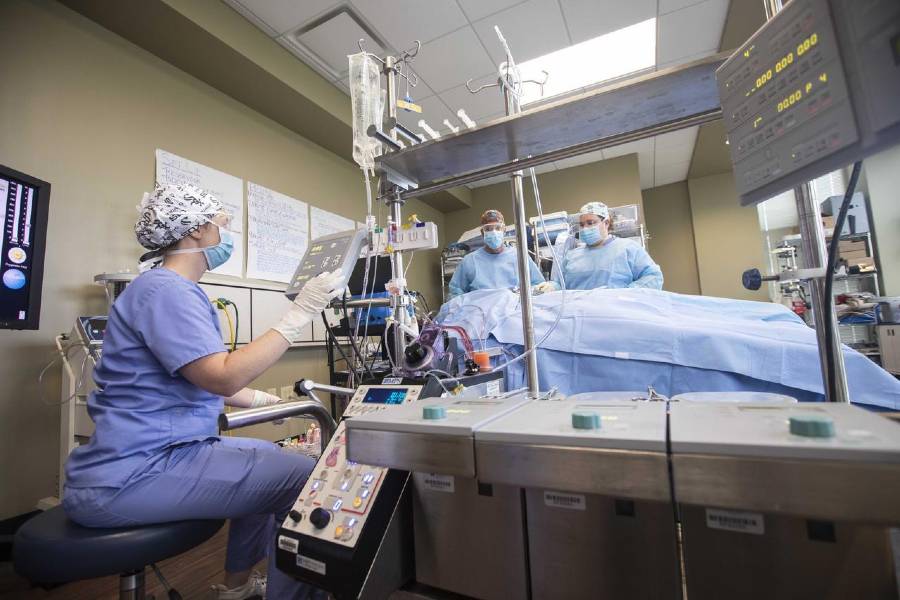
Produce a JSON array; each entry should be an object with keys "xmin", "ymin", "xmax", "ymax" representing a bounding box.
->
[{"xmin": 349, "ymin": 52, "xmax": 384, "ymax": 170}]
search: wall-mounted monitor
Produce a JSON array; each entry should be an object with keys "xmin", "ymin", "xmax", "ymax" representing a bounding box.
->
[{"xmin": 1, "ymin": 165, "xmax": 51, "ymax": 330}]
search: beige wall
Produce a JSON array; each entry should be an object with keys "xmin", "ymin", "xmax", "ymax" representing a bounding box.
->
[
  {"xmin": 0, "ymin": 0, "xmax": 444, "ymax": 518},
  {"xmin": 688, "ymin": 173, "xmax": 769, "ymax": 301},
  {"xmin": 862, "ymin": 145, "xmax": 900, "ymax": 296},
  {"xmin": 642, "ymin": 181, "xmax": 701, "ymax": 295},
  {"xmin": 443, "ymin": 155, "xmax": 643, "ymax": 241}
]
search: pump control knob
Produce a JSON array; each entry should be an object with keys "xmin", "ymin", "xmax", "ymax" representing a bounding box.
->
[
  {"xmin": 572, "ymin": 411, "xmax": 601, "ymax": 430},
  {"xmin": 789, "ymin": 415, "xmax": 835, "ymax": 438},
  {"xmin": 423, "ymin": 405, "xmax": 446, "ymax": 420},
  {"xmin": 288, "ymin": 509, "xmax": 303, "ymax": 523},
  {"xmin": 309, "ymin": 507, "xmax": 331, "ymax": 529},
  {"xmin": 742, "ymin": 268, "xmax": 763, "ymax": 291}
]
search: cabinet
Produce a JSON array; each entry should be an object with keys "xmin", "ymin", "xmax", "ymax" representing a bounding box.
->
[{"xmin": 878, "ymin": 325, "xmax": 900, "ymax": 375}]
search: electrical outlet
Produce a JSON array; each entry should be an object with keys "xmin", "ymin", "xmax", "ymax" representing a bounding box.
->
[{"xmin": 280, "ymin": 385, "xmax": 293, "ymax": 401}]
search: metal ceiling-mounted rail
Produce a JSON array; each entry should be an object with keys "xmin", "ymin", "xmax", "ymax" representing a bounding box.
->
[{"xmin": 377, "ymin": 52, "xmax": 729, "ymax": 199}]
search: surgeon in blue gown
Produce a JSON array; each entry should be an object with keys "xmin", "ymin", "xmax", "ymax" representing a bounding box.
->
[
  {"xmin": 538, "ymin": 201, "xmax": 663, "ymax": 292},
  {"xmin": 64, "ymin": 183, "xmax": 342, "ymax": 600},
  {"xmin": 448, "ymin": 209, "xmax": 545, "ymax": 299}
]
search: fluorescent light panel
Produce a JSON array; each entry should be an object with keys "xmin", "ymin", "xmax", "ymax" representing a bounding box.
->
[{"xmin": 518, "ymin": 18, "xmax": 657, "ymax": 105}]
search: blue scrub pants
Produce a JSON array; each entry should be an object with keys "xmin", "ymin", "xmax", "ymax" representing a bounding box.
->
[{"xmin": 64, "ymin": 437, "xmax": 319, "ymax": 599}]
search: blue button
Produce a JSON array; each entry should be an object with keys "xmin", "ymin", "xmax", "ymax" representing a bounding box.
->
[
  {"xmin": 423, "ymin": 405, "xmax": 446, "ymax": 420},
  {"xmin": 572, "ymin": 411, "xmax": 601, "ymax": 430},
  {"xmin": 789, "ymin": 415, "xmax": 835, "ymax": 438}
]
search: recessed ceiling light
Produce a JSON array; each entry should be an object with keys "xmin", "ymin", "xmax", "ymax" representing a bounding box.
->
[{"xmin": 518, "ymin": 18, "xmax": 657, "ymax": 106}]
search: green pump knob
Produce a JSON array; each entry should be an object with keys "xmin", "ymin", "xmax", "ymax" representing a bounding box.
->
[
  {"xmin": 789, "ymin": 415, "xmax": 835, "ymax": 438},
  {"xmin": 423, "ymin": 405, "xmax": 446, "ymax": 420},
  {"xmin": 572, "ymin": 411, "xmax": 601, "ymax": 430}
]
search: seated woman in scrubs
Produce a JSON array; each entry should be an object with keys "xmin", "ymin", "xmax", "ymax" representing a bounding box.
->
[
  {"xmin": 536, "ymin": 201, "xmax": 663, "ymax": 291},
  {"xmin": 64, "ymin": 183, "xmax": 342, "ymax": 600},
  {"xmin": 447, "ymin": 209, "xmax": 544, "ymax": 299}
]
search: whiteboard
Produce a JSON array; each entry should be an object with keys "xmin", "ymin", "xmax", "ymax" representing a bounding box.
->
[
  {"xmin": 246, "ymin": 182, "xmax": 308, "ymax": 283},
  {"xmin": 251, "ymin": 289, "xmax": 313, "ymax": 344},
  {"xmin": 310, "ymin": 206, "xmax": 355, "ymax": 240},
  {"xmin": 155, "ymin": 149, "xmax": 245, "ymax": 278},
  {"xmin": 198, "ymin": 283, "xmax": 252, "ymax": 345}
]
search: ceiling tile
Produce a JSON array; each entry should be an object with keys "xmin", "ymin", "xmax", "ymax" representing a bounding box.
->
[
  {"xmin": 655, "ymin": 125, "xmax": 699, "ymax": 149},
  {"xmin": 350, "ymin": 0, "xmax": 468, "ymax": 48},
  {"xmin": 559, "ymin": 0, "xmax": 656, "ymax": 45},
  {"xmin": 230, "ymin": 0, "xmax": 340, "ymax": 35},
  {"xmin": 658, "ymin": 0, "xmax": 707, "ymax": 14},
  {"xmin": 655, "ymin": 160, "xmax": 692, "ymax": 186},
  {"xmin": 438, "ymin": 74, "xmax": 506, "ymax": 121},
  {"xmin": 458, "ymin": 0, "xmax": 528, "ymax": 22},
  {"xmin": 414, "ymin": 27, "xmax": 496, "ymax": 93},
  {"xmin": 532, "ymin": 162, "xmax": 557, "ymax": 174},
  {"xmin": 472, "ymin": 0, "xmax": 571, "ymax": 65},
  {"xmin": 655, "ymin": 142, "xmax": 694, "ymax": 166},
  {"xmin": 554, "ymin": 148, "xmax": 605, "ymax": 170},
  {"xmin": 294, "ymin": 12, "xmax": 385, "ymax": 75},
  {"xmin": 657, "ymin": 0, "xmax": 729, "ymax": 64},
  {"xmin": 603, "ymin": 138, "xmax": 652, "ymax": 159}
]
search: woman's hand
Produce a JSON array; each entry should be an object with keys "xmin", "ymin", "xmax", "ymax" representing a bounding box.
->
[{"xmin": 224, "ymin": 388, "xmax": 282, "ymax": 408}]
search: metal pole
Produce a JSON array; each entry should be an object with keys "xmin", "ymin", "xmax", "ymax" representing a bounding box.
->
[
  {"xmin": 794, "ymin": 184, "xmax": 850, "ymax": 402},
  {"xmin": 762, "ymin": 0, "xmax": 849, "ymax": 403},
  {"xmin": 382, "ymin": 56, "xmax": 411, "ymax": 372},
  {"xmin": 503, "ymin": 82, "xmax": 540, "ymax": 395},
  {"xmin": 219, "ymin": 401, "xmax": 338, "ymax": 453}
]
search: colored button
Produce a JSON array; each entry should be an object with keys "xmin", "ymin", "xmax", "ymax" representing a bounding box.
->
[
  {"xmin": 572, "ymin": 411, "xmax": 601, "ymax": 430},
  {"xmin": 311, "ymin": 480, "xmax": 322, "ymax": 491},
  {"xmin": 339, "ymin": 480, "xmax": 351, "ymax": 492},
  {"xmin": 360, "ymin": 487, "xmax": 371, "ymax": 499},
  {"xmin": 423, "ymin": 405, "xmax": 446, "ymax": 420},
  {"xmin": 353, "ymin": 497, "xmax": 362, "ymax": 508},
  {"xmin": 334, "ymin": 526, "xmax": 344, "ymax": 539},
  {"xmin": 789, "ymin": 415, "xmax": 835, "ymax": 438},
  {"xmin": 362, "ymin": 473, "xmax": 375, "ymax": 485}
]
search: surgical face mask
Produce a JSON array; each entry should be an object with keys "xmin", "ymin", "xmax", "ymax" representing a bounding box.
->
[
  {"xmin": 580, "ymin": 224, "xmax": 605, "ymax": 246},
  {"xmin": 483, "ymin": 230, "xmax": 504, "ymax": 250},
  {"xmin": 167, "ymin": 223, "xmax": 235, "ymax": 270}
]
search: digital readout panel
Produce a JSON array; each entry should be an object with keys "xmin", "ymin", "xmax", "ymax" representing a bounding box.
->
[{"xmin": 718, "ymin": 0, "xmax": 858, "ymax": 204}]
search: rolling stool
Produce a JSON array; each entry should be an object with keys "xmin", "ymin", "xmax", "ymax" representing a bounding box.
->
[{"xmin": 13, "ymin": 505, "xmax": 224, "ymax": 599}]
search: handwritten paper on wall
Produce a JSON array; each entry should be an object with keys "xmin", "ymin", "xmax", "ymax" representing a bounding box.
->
[
  {"xmin": 310, "ymin": 206, "xmax": 356, "ymax": 240},
  {"xmin": 155, "ymin": 149, "xmax": 245, "ymax": 278},
  {"xmin": 246, "ymin": 182, "xmax": 309, "ymax": 284}
]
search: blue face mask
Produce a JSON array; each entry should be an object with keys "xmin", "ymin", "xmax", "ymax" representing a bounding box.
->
[
  {"xmin": 203, "ymin": 229, "xmax": 234, "ymax": 270},
  {"xmin": 580, "ymin": 225, "xmax": 604, "ymax": 246},
  {"xmin": 483, "ymin": 230, "xmax": 504, "ymax": 250}
]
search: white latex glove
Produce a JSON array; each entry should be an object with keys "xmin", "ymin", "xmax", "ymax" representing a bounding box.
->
[
  {"xmin": 533, "ymin": 281, "xmax": 558, "ymax": 295},
  {"xmin": 272, "ymin": 271, "xmax": 345, "ymax": 343},
  {"xmin": 250, "ymin": 390, "xmax": 282, "ymax": 408}
]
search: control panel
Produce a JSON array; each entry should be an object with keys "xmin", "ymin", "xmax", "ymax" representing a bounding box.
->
[
  {"xmin": 369, "ymin": 221, "xmax": 439, "ymax": 254},
  {"xmin": 75, "ymin": 316, "xmax": 107, "ymax": 361},
  {"xmin": 669, "ymin": 402, "xmax": 900, "ymax": 461},
  {"xmin": 718, "ymin": 0, "xmax": 900, "ymax": 205},
  {"xmin": 279, "ymin": 385, "xmax": 421, "ymax": 549},
  {"xmin": 475, "ymin": 392, "xmax": 667, "ymax": 452},
  {"xmin": 285, "ymin": 229, "xmax": 367, "ymax": 300}
]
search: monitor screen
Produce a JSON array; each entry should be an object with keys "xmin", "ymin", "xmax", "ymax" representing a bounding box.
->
[
  {"xmin": 361, "ymin": 387, "xmax": 408, "ymax": 405},
  {"xmin": 347, "ymin": 255, "xmax": 392, "ymax": 297},
  {"xmin": 1, "ymin": 165, "xmax": 51, "ymax": 330}
]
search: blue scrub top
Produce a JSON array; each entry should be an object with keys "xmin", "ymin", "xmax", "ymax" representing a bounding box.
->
[
  {"xmin": 552, "ymin": 236, "xmax": 663, "ymax": 290},
  {"xmin": 448, "ymin": 246, "xmax": 544, "ymax": 298},
  {"xmin": 65, "ymin": 268, "xmax": 226, "ymax": 489}
]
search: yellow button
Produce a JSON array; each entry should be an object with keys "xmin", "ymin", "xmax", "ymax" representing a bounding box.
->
[
  {"xmin": 334, "ymin": 526, "xmax": 344, "ymax": 538},
  {"xmin": 353, "ymin": 497, "xmax": 362, "ymax": 508}
]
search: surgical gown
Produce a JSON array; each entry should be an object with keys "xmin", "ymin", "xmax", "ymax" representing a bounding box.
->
[
  {"xmin": 448, "ymin": 246, "xmax": 544, "ymax": 298},
  {"xmin": 64, "ymin": 268, "xmax": 318, "ymax": 599},
  {"xmin": 552, "ymin": 236, "xmax": 663, "ymax": 290}
]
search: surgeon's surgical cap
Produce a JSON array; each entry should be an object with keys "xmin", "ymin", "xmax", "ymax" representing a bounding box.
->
[
  {"xmin": 481, "ymin": 209, "xmax": 505, "ymax": 225},
  {"xmin": 580, "ymin": 201, "xmax": 609, "ymax": 221},
  {"xmin": 135, "ymin": 183, "xmax": 223, "ymax": 250}
]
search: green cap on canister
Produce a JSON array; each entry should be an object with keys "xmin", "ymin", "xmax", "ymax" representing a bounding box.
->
[
  {"xmin": 423, "ymin": 405, "xmax": 447, "ymax": 420},
  {"xmin": 572, "ymin": 411, "xmax": 601, "ymax": 430},
  {"xmin": 789, "ymin": 415, "xmax": 835, "ymax": 438}
]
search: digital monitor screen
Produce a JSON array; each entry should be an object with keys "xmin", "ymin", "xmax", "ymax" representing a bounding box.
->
[
  {"xmin": 1, "ymin": 165, "xmax": 51, "ymax": 330},
  {"xmin": 362, "ymin": 388, "xmax": 408, "ymax": 405}
]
